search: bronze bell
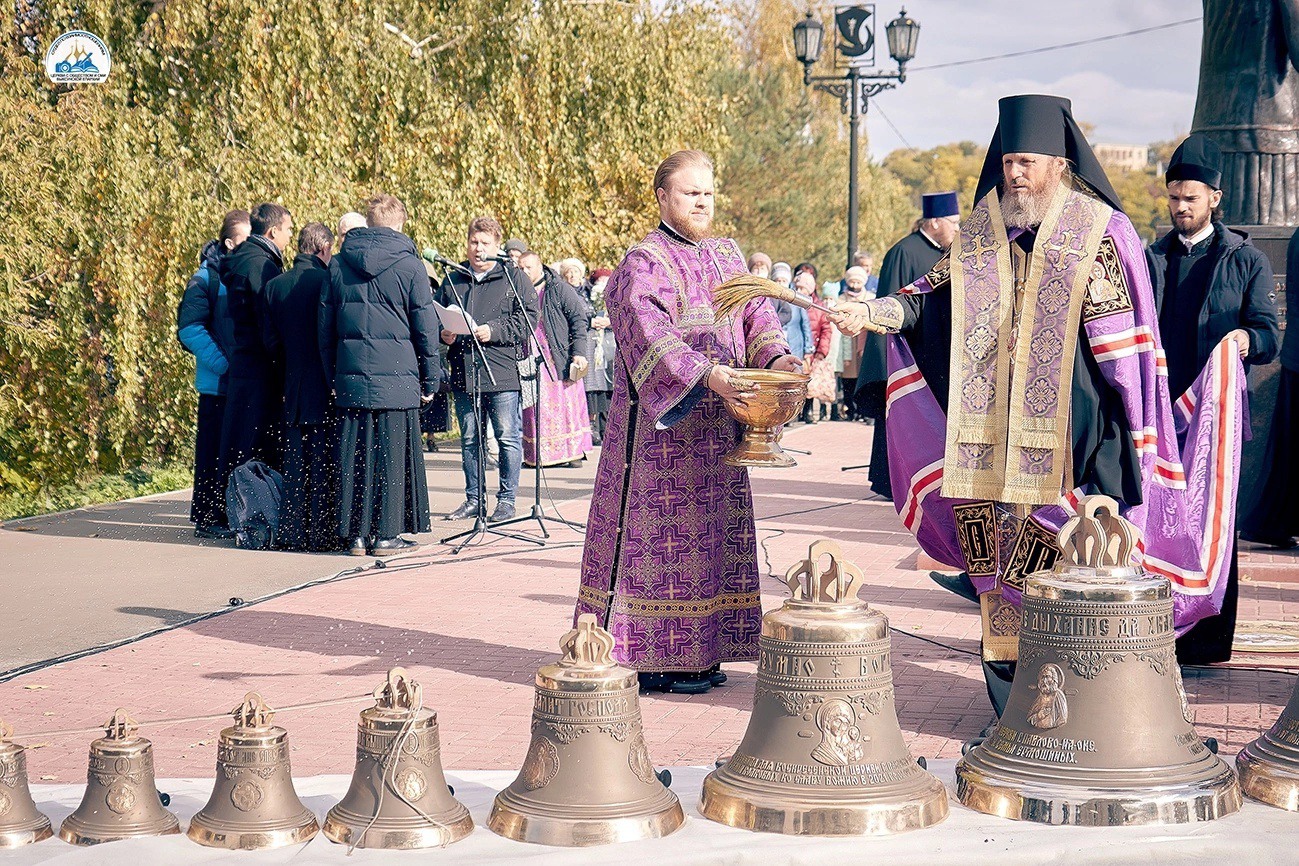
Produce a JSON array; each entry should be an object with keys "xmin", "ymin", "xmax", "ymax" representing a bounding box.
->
[
  {"xmin": 1238, "ymin": 677, "xmax": 1299, "ymax": 810},
  {"xmin": 188, "ymin": 692, "xmax": 319, "ymax": 849},
  {"xmin": 488, "ymin": 615, "xmax": 685, "ymax": 846},
  {"xmin": 700, "ymin": 540, "xmax": 949, "ymax": 835},
  {"xmin": 323, "ymin": 668, "xmax": 473, "ymax": 849},
  {"xmin": 956, "ymin": 495, "xmax": 1241, "ymax": 825},
  {"xmin": 0, "ymin": 720, "xmax": 53, "ymax": 848},
  {"xmin": 58, "ymin": 708, "xmax": 181, "ymax": 845}
]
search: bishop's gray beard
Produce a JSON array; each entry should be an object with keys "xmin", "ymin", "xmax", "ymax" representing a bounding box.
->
[{"xmin": 1000, "ymin": 183, "xmax": 1057, "ymax": 229}]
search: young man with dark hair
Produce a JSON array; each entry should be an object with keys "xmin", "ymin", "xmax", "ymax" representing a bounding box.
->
[
  {"xmin": 1146, "ymin": 133, "xmax": 1280, "ymax": 664},
  {"xmin": 436, "ymin": 216, "xmax": 540, "ymax": 523}
]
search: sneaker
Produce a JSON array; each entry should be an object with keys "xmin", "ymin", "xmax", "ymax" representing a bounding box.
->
[
  {"xmin": 489, "ymin": 501, "xmax": 516, "ymax": 522},
  {"xmin": 445, "ymin": 501, "xmax": 480, "ymax": 521},
  {"xmin": 346, "ymin": 537, "xmax": 367, "ymax": 557},
  {"xmin": 194, "ymin": 524, "xmax": 235, "ymax": 540},
  {"xmin": 371, "ymin": 537, "xmax": 421, "ymax": 557}
]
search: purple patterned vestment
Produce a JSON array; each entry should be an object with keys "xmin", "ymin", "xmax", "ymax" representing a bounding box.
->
[
  {"xmin": 574, "ymin": 228, "xmax": 789, "ymax": 672},
  {"xmin": 881, "ymin": 194, "xmax": 1243, "ymax": 634},
  {"xmin": 523, "ymin": 287, "xmax": 594, "ymax": 467}
]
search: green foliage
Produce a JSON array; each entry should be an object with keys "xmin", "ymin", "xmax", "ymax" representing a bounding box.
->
[
  {"xmin": 882, "ymin": 140, "xmax": 987, "ymax": 214},
  {"xmin": 0, "ymin": 0, "xmax": 735, "ymax": 499},
  {"xmin": 882, "ymin": 139, "xmax": 1177, "ymax": 243},
  {"xmin": 0, "ymin": 460, "xmax": 193, "ymax": 521},
  {"xmin": 718, "ymin": 0, "xmax": 914, "ymax": 269}
]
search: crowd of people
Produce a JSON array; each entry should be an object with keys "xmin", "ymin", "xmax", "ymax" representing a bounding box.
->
[
  {"xmin": 176, "ymin": 197, "xmax": 614, "ymax": 556},
  {"xmin": 177, "ymin": 107, "xmax": 1295, "ymax": 706}
]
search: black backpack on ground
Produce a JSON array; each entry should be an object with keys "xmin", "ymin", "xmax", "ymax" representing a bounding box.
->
[{"xmin": 225, "ymin": 460, "xmax": 283, "ymax": 550}]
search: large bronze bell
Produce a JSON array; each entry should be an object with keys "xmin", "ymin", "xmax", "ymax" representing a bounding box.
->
[
  {"xmin": 1238, "ymin": 677, "xmax": 1299, "ymax": 810},
  {"xmin": 488, "ymin": 615, "xmax": 685, "ymax": 846},
  {"xmin": 0, "ymin": 720, "xmax": 52, "ymax": 847},
  {"xmin": 956, "ymin": 495, "xmax": 1241, "ymax": 825},
  {"xmin": 188, "ymin": 692, "xmax": 319, "ymax": 849},
  {"xmin": 323, "ymin": 667, "xmax": 473, "ymax": 849},
  {"xmin": 700, "ymin": 539, "xmax": 949, "ymax": 835},
  {"xmin": 58, "ymin": 708, "xmax": 181, "ymax": 845}
]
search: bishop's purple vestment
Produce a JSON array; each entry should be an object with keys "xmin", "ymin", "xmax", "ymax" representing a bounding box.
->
[{"xmin": 574, "ymin": 227, "xmax": 789, "ymax": 672}]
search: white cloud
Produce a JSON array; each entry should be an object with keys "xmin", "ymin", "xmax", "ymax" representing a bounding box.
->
[{"xmin": 849, "ymin": 0, "xmax": 1201, "ymax": 156}]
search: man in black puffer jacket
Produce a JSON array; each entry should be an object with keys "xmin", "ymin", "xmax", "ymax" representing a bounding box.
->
[{"xmin": 320, "ymin": 195, "xmax": 442, "ymax": 556}]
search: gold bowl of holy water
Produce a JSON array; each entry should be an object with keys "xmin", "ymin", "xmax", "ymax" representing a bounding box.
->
[{"xmin": 721, "ymin": 369, "xmax": 809, "ymax": 468}]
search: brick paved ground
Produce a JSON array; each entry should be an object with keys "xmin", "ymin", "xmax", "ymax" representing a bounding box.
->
[{"xmin": 2, "ymin": 421, "xmax": 1296, "ymax": 784}]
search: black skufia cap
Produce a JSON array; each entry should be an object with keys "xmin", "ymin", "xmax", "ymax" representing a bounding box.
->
[
  {"xmin": 975, "ymin": 94, "xmax": 1124, "ymax": 214},
  {"xmin": 1166, "ymin": 134, "xmax": 1223, "ymax": 189}
]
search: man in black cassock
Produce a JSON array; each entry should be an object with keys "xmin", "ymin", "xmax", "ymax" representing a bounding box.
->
[
  {"xmin": 856, "ymin": 191, "xmax": 961, "ymax": 499},
  {"xmin": 1146, "ymin": 133, "xmax": 1280, "ymax": 664},
  {"xmin": 263, "ymin": 221, "xmax": 341, "ymax": 551},
  {"xmin": 218, "ymin": 203, "xmax": 292, "ymax": 483}
]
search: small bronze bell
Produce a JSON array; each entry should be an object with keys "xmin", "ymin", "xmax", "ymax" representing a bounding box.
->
[
  {"xmin": 700, "ymin": 540, "xmax": 949, "ymax": 835},
  {"xmin": 188, "ymin": 692, "xmax": 319, "ymax": 849},
  {"xmin": 323, "ymin": 668, "xmax": 473, "ymax": 849},
  {"xmin": 0, "ymin": 720, "xmax": 52, "ymax": 848},
  {"xmin": 58, "ymin": 709, "xmax": 181, "ymax": 845},
  {"xmin": 1238, "ymin": 677, "xmax": 1299, "ymax": 810},
  {"xmin": 956, "ymin": 495, "xmax": 1241, "ymax": 825},
  {"xmin": 488, "ymin": 615, "xmax": 685, "ymax": 846}
]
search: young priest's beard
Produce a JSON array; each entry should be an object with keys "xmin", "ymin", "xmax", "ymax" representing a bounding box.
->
[{"xmin": 664, "ymin": 203, "xmax": 713, "ymax": 242}]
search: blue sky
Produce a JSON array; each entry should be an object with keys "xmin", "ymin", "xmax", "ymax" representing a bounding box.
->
[{"xmin": 854, "ymin": 0, "xmax": 1201, "ymax": 157}]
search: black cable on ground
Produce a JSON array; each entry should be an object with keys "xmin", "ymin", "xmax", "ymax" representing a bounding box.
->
[{"xmin": 0, "ymin": 540, "xmax": 585, "ymax": 683}]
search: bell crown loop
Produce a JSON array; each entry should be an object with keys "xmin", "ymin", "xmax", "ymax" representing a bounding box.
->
[
  {"xmin": 0, "ymin": 717, "xmax": 13, "ymax": 744},
  {"xmin": 374, "ymin": 667, "xmax": 423, "ymax": 712},
  {"xmin": 784, "ymin": 540, "xmax": 862, "ymax": 604},
  {"xmin": 559, "ymin": 615, "xmax": 616, "ymax": 669},
  {"xmin": 1057, "ymin": 494, "xmax": 1141, "ymax": 569},
  {"xmin": 231, "ymin": 692, "xmax": 276, "ymax": 730},
  {"xmin": 102, "ymin": 708, "xmax": 140, "ymax": 741}
]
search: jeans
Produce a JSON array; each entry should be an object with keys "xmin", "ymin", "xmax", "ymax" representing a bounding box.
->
[{"xmin": 453, "ymin": 390, "xmax": 522, "ymax": 504}]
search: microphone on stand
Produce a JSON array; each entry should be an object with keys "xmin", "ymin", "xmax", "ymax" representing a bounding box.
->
[
  {"xmin": 422, "ymin": 248, "xmax": 472, "ymax": 276},
  {"xmin": 486, "ymin": 250, "xmax": 513, "ymax": 263}
]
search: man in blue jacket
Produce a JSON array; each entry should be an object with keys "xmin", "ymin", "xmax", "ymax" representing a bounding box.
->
[{"xmin": 176, "ymin": 209, "xmax": 249, "ymax": 539}]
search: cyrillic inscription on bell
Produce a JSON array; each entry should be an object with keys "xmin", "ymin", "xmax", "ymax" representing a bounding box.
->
[
  {"xmin": 323, "ymin": 667, "xmax": 473, "ymax": 849},
  {"xmin": 956, "ymin": 495, "xmax": 1242, "ymax": 825},
  {"xmin": 0, "ymin": 719, "xmax": 52, "ymax": 848},
  {"xmin": 58, "ymin": 708, "xmax": 181, "ymax": 845},
  {"xmin": 187, "ymin": 692, "xmax": 319, "ymax": 849},
  {"xmin": 1238, "ymin": 676, "xmax": 1299, "ymax": 810},
  {"xmin": 700, "ymin": 539, "xmax": 949, "ymax": 835},
  {"xmin": 488, "ymin": 615, "xmax": 685, "ymax": 846}
]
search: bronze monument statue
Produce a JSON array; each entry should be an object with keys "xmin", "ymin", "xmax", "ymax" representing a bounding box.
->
[{"xmin": 1193, "ymin": 0, "xmax": 1299, "ymax": 226}]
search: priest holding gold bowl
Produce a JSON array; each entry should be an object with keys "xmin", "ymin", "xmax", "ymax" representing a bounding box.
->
[{"xmin": 573, "ymin": 149, "xmax": 803, "ymax": 696}]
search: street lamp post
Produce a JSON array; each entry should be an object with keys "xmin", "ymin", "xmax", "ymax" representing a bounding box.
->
[{"xmin": 793, "ymin": 8, "xmax": 920, "ymax": 269}]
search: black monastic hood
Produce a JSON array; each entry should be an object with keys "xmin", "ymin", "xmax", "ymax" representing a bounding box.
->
[{"xmin": 974, "ymin": 94, "xmax": 1125, "ymax": 214}]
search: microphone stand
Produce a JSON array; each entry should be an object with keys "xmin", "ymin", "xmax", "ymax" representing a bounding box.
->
[
  {"xmin": 492, "ymin": 262, "xmax": 587, "ymax": 538},
  {"xmin": 435, "ymin": 264, "xmax": 545, "ymax": 554}
]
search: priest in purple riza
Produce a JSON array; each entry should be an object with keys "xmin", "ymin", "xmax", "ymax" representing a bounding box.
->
[
  {"xmin": 574, "ymin": 150, "xmax": 802, "ymax": 695},
  {"xmin": 834, "ymin": 95, "xmax": 1244, "ymax": 715}
]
